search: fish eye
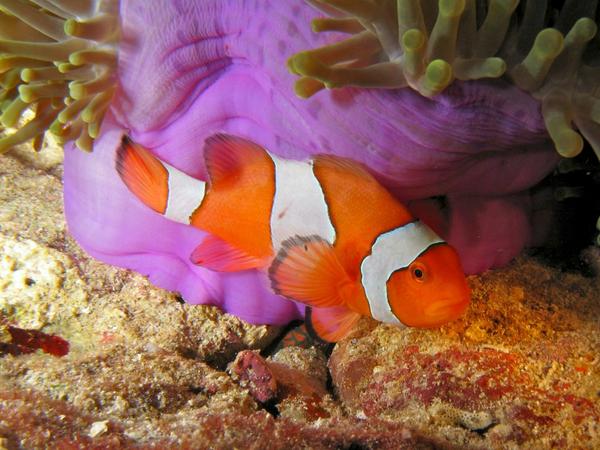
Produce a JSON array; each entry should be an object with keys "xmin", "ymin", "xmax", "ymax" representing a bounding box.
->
[{"xmin": 410, "ymin": 263, "xmax": 427, "ymax": 282}]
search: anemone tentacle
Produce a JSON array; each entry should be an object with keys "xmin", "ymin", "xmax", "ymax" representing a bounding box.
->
[
  {"xmin": 290, "ymin": 0, "xmax": 600, "ymax": 160},
  {"xmin": 0, "ymin": 0, "xmax": 119, "ymax": 153}
]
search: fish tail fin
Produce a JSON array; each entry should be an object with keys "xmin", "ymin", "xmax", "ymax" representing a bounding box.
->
[
  {"xmin": 116, "ymin": 135, "xmax": 207, "ymax": 225},
  {"xmin": 116, "ymin": 135, "xmax": 169, "ymax": 215}
]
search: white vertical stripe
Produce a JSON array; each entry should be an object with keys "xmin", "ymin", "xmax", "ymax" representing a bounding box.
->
[
  {"xmin": 164, "ymin": 164, "xmax": 206, "ymax": 224},
  {"xmin": 361, "ymin": 221, "xmax": 444, "ymax": 325},
  {"xmin": 269, "ymin": 153, "xmax": 336, "ymax": 251}
]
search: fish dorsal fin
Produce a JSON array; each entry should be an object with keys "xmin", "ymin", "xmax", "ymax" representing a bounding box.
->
[
  {"xmin": 203, "ymin": 133, "xmax": 267, "ymax": 187},
  {"xmin": 313, "ymin": 154, "xmax": 377, "ymax": 183},
  {"xmin": 268, "ymin": 235, "xmax": 353, "ymax": 309},
  {"xmin": 116, "ymin": 136, "xmax": 169, "ymax": 214},
  {"xmin": 190, "ymin": 234, "xmax": 268, "ymax": 272},
  {"xmin": 306, "ymin": 306, "xmax": 361, "ymax": 343}
]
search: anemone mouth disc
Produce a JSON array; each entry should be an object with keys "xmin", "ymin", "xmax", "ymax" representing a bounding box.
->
[
  {"xmin": 291, "ymin": 0, "xmax": 600, "ymax": 161},
  {"xmin": 0, "ymin": 0, "xmax": 119, "ymax": 154}
]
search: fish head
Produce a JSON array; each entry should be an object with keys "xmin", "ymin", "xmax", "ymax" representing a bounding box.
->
[{"xmin": 386, "ymin": 243, "xmax": 470, "ymax": 328}]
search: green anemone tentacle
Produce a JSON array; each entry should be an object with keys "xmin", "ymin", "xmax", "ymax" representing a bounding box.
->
[
  {"xmin": 0, "ymin": 0, "xmax": 119, "ymax": 153},
  {"xmin": 291, "ymin": 0, "xmax": 600, "ymax": 161}
]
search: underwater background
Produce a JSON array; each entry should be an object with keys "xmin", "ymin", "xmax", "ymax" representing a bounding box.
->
[{"xmin": 1, "ymin": 0, "xmax": 600, "ymax": 448}]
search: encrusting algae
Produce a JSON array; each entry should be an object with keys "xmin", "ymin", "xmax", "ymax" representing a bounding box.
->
[
  {"xmin": 0, "ymin": 0, "xmax": 119, "ymax": 153},
  {"xmin": 289, "ymin": 0, "xmax": 600, "ymax": 159}
]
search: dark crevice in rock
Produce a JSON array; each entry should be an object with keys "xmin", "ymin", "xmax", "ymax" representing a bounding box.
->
[
  {"xmin": 325, "ymin": 365, "xmax": 336, "ymax": 399},
  {"xmin": 321, "ymin": 342, "xmax": 335, "ymax": 358},
  {"xmin": 340, "ymin": 443, "xmax": 369, "ymax": 450},
  {"xmin": 188, "ymin": 385, "xmax": 204, "ymax": 395},
  {"xmin": 261, "ymin": 398, "xmax": 280, "ymax": 418},
  {"xmin": 178, "ymin": 347, "xmax": 198, "ymax": 360},
  {"xmin": 531, "ymin": 146, "xmax": 600, "ymax": 277},
  {"xmin": 259, "ymin": 320, "xmax": 303, "ymax": 358},
  {"xmin": 459, "ymin": 421, "xmax": 498, "ymax": 437},
  {"xmin": 203, "ymin": 343, "xmax": 249, "ymax": 371},
  {"xmin": 206, "ymin": 355, "xmax": 232, "ymax": 372}
]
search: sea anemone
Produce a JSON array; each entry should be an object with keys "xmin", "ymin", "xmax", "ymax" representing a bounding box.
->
[
  {"xmin": 289, "ymin": 0, "xmax": 600, "ymax": 159},
  {"xmin": 0, "ymin": 1, "xmax": 598, "ymax": 325},
  {"xmin": 0, "ymin": 0, "xmax": 119, "ymax": 153}
]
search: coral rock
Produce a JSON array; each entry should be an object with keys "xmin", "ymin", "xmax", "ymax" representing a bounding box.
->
[
  {"xmin": 268, "ymin": 346, "xmax": 339, "ymax": 422},
  {"xmin": 229, "ymin": 350, "xmax": 278, "ymax": 404},
  {"xmin": 329, "ymin": 257, "xmax": 600, "ymax": 448},
  {"xmin": 0, "ymin": 139, "xmax": 280, "ymax": 362}
]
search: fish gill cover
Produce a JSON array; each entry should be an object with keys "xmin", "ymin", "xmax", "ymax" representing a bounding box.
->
[{"xmin": 0, "ymin": 0, "xmax": 598, "ymax": 324}]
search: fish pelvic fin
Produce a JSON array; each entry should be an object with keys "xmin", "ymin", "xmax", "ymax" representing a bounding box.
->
[{"xmin": 306, "ymin": 305, "xmax": 361, "ymax": 343}]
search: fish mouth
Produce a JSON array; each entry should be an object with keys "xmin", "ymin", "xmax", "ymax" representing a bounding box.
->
[{"xmin": 424, "ymin": 299, "xmax": 469, "ymax": 323}]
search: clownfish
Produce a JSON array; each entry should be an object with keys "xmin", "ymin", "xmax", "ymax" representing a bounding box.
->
[{"xmin": 116, "ymin": 134, "xmax": 470, "ymax": 342}]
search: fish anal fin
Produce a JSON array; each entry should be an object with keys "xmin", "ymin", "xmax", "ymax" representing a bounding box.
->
[
  {"xmin": 116, "ymin": 135, "xmax": 168, "ymax": 214},
  {"xmin": 191, "ymin": 234, "xmax": 267, "ymax": 272},
  {"xmin": 269, "ymin": 235, "xmax": 352, "ymax": 309},
  {"xmin": 204, "ymin": 133, "xmax": 268, "ymax": 187},
  {"xmin": 306, "ymin": 306, "xmax": 361, "ymax": 343}
]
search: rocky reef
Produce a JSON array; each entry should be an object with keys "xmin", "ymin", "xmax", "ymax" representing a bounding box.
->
[
  {"xmin": 330, "ymin": 256, "xmax": 600, "ymax": 447},
  {"xmin": 1, "ymin": 135, "xmax": 598, "ymax": 449}
]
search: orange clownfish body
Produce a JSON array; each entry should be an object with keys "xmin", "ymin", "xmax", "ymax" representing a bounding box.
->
[{"xmin": 116, "ymin": 134, "xmax": 470, "ymax": 342}]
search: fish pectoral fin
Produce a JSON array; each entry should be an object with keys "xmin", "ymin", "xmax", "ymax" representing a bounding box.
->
[
  {"xmin": 306, "ymin": 306, "xmax": 361, "ymax": 343},
  {"xmin": 268, "ymin": 235, "xmax": 352, "ymax": 309},
  {"xmin": 190, "ymin": 234, "xmax": 267, "ymax": 272}
]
